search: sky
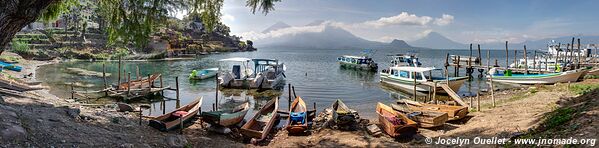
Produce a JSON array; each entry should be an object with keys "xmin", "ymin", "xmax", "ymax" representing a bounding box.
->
[{"xmin": 212, "ymin": 0, "xmax": 599, "ymax": 44}]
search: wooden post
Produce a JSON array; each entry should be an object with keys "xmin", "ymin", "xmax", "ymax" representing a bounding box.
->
[
  {"xmin": 288, "ymin": 83, "xmax": 291, "ymax": 111},
  {"xmin": 445, "ymin": 53, "xmax": 449, "ymax": 76},
  {"xmin": 292, "ymin": 86, "xmax": 297, "ymax": 99},
  {"xmin": 556, "ymin": 43, "xmax": 561, "ymax": 71},
  {"xmin": 175, "ymin": 76, "xmax": 180, "ymax": 101},
  {"xmin": 505, "ymin": 41, "xmax": 509, "ymax": 68},
  {"xmin": 532, "ymin": 50, "xmax": 541, "ymax": 73},
  {"xmin": 477, "ymin": 44, "xmax": 482, "ymax": 66},
  {"xmin": 159, "ymin": 75, "xmax": 164, "ymax": 96},
  {"xmin": 179, "ymin": 117, "xmax": 183, "ymax": 134},
  {"xmin": 127, "ymin": 73, "xmax": 131, "ymax": 96},
  {"xmin": 433, "ymin": 82, "xmax": 437, "ymax": 104},
  {"xmin": 215, "ymin": 73, "xmax": 218, "ymax": 111},
  {"xmin": 524, "ymin": 45, "xmax": 528, "ymax": 74},
  {"xmin": 488, "ymin": 59, "xmax": 496, "ymax": 107},
  {"xmin": 118, "ymin": 57, "xmax": 121, "ymax": 90},
  {"xmin": 476, "ymin": 92, "xmax": 481, "ymax": 111},
  {"xmin": 577, "ymin": 38, "xmax": 581, "ymax": 69},
  {"xmin": 71, "ymin": 82, "xmax": 74, "ymax": 100},
  {"xmin": 136, "ymin": 66, "xmax": 140, "ymax": 81},
  {"xmin": 412, "ymin": 71, "xmax": 417, "ymax": 101},
  {"xmin": 103, "ymin": 63, "xmax": 108, "ymax": 96},
  {"xmin": 545, "ymin": 56, "xmax": 548, "ymax": 72},
  {"xmin": 139, "ymin": 108, "xmax": 142, "ymax": 125},
  {"xmin": 571, "ymin": 38, "xmax": 575, "ymax": 69},
  {"xmin": 456, "ymin": 55, "xmax": 460, "ymax": 77},
  {"xmin": 147, "ymin": 74, "xmax": 151, "ymax": 89},
  {"xmin": 487, "ymin": 50, "xmax": 490, "ymax": 71},
  {"xmin": 162, "ymin": 100, "xmax": 166, "ymax": 114},
  {"xmin": 212, "ymin": 103, "xmax": 215, "ymax": 111},
  {"xmin": 469, "ymin": 96, "xmax": 473, "ymax": 110}
]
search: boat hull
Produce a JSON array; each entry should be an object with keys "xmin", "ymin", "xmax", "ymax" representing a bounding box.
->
[
  {"xmin": 240, "ymin": 98, "xmax": 279, "ymax": 140},
  {"xmin": 376, "ymin": 103, "xmax": 418, "ymax": 138},
  {"xmin": 339, "ymin": 62, "xmax": 378, "ymax": 71},
  {"xmin": 149, "ymin": 97, "xmax": 203, "ymax": 131},
  {"xmin": 201, "ymin": 102, "xmax": 250, "ymax": 127},
  {"xmin": 380, "ymin": 74, "xmax": 466, "ymax": 94},
  {"xmin": 286, "ymin": 97, "xmax": 308, "ymax": 134},
  {"xmin": 488, "ymin": 69, "xmax": 585, "ymax": 84},
  {"xmin": 219, "ymin": 73, "xmax": 285, "ymax": 89}
]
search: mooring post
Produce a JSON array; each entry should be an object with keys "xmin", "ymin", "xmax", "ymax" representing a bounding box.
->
[
  {"xmin": 288, "ymin": 83, "xmax": 292, "ymax": 111},
  {"xmin": 71, "ymin": 82, "xmax": 74, "ymax": 100},
  {"xmin": 577, "ymin": 38, "xmax": 581, "ymax": 69},
  {"xmin": 570, "ymin": 38, "xmax": 575, "ymax": 69},
  {"xmin": 139, "ymin": 108, "xmax": 142, "ymax": 125},
  {"xmin": 477, "ymin": 92, "xmax": 481, "ymax": 111},
  {"xmin": 455, "ymin": 56, "xmax": 461, "ymax": 77},
  {"xmin": 433, "ymin": 82, "xmax": 437, "ymax": 104},
  {"xmin": 103, "ymin": 63, "xmax": 108, "ymax": 96},
  {"xmin": 212, "ymin": 103, "xmax": 215, "ymax": 111},
  {"xmin": 524, "ymin": 45, "xmax": 528, "ymax": 74},
  {"xmin": 292, "ymin": 86, "xmax": 297, "ymax": 99},
  {"xmin": 478, "ymin": 44, "xmax": 482, "ymax": 67},
  {"xmin": 533, "ymin": 51, "xmax": 537, "ymax": 73},
  {"xmin": 215, "ymin": 73, "xmax": 219, "ymax": 111},
  {"xmin": 136, "ymin": 66, "xmax": 140, "ymax": 81},
  {"xmin": 175, "ymin": 76, "xmax": 180, "ymax": 101},
  {"xmin": 469, "ymin": 95, "xmax": 473, "ymax": 110},
  {"xmin": 127, "ymin": 72, "xmax": 131, "ymax": 97},
  {"xmin": 514, "ymin": 50, "xmax": 517, "ymax": 71},
  {"xmin": 505, "ymin": 41, "xmax": 509, "ymax": 69},
  {"xmin": 179, "ymin": 117, "xmax": 183, "ymax": 134},
  {"xmin": 118, "ymin": 57, "xmax": 121, "ymax": 90},
  {"xmin": 487, "ymin": 50, "xmax": 491, "ymax": 71},
  {"xmin": 413, "ymin": 71, "xmax": 417, "ymax": 101},
  {"xmin": 162, "ymin": 100, "xmax": 166, "ymax": 114},
  {"xmin": 159, "ymin": 75, "xmax": 164, "ymax": 96},
  {"xmin": 488, "ymin": 58, "xmax": 496, "ymax": 107},
  {"xmin": 556, "ymin": 43, "xmax": 561, "ymax": 71},
  {"xmin": 147, "ymin": 74, "xmax": 151, "ymax": 89}
]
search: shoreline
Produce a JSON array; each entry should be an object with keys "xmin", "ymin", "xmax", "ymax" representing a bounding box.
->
[{"xmin": 1, "ymin": 54, "xmax": 596, "ymax": 147}]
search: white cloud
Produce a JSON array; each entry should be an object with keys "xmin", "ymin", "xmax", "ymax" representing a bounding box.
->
[
  {"xmin": 363, "ymin": 12, "xmax": 433, "ymax": 27},
  {"xmin": 238, "ymin": 23, "xmax": 329, "ymax": 40},
  {"xmin": 434, "ymin": 14, "xmax": 454, "ymax": 26},
  {"xmin": 222, "ymin": 14, "xmax": 235, "ymax": 22}
]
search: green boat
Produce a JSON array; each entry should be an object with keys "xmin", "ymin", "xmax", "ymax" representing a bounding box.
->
[{"xmin": 200, "ymin": 102, "xmax": 250, "ymax": 127}]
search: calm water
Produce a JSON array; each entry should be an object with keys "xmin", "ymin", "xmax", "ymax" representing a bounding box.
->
[{"xmin": 36, "ymin": 48, "xmax": 525, "ymax": 119}]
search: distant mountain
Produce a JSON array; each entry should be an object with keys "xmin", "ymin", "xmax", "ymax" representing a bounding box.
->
[
  {"xmin": 389, "ymin": 39, "xmax": 413, "ymax": 49},
  {"xmin": 254, "ymin": 22, "xmax": 423, "ymax": 50},
  {"xmin": 261, "ymin": 22, "xmax": 291, "ymax": 33},
  {"xmin": 410, "ymin": 32, "xmax": 466, "ymax": 49}
]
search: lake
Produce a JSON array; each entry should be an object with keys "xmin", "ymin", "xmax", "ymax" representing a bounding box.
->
[{"xmin": 36, "ymin": 48, "xmax": 523, "ymax": 119}]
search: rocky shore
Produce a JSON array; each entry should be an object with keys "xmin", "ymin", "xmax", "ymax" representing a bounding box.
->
[{"xmin": 1, "ymin": 56, "xmax": 597, "ymax": 147}]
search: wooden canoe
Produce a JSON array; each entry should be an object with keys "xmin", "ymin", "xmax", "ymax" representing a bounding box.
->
[
  {"xmin": 376, "ymin": 102, "xmax": 418, "ymax": 138},
  {"xmin": 391, "ymin": 103, "xmax": 448, "ymax": 128},
  {"xmin": 200, "ymin": 102, "xmax": 250, "ymax": 127},
  {"xmin": 149, "ymin": 97, "xmax": 203, "ymax": 131},
  {"xmin": 397, "ymin": 99, "xmax": 468, "ymax": 121},
  {"xmin": 0, "ymin": 76, "xmax": 44, "ymax": 92},
  {"xmin": 331, "ymin": 99, "xmax": 357, "ymax": 126},
  {"xmin": 240, "ymin": 98, "xmax": 279, "ymax": 140},
  {"xmin": 117, "ymin": 74, "xmax": 161, "ymax": 90},
  {"xmin": 286, "ymin": 96, "xmax": 308, "ymax": 134}
]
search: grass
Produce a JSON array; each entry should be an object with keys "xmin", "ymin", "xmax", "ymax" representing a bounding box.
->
[
  {"xmin": 10, "ymin": 40, "xmax": 32, "ymax": 55},
  {"xmin": 0, "ymin": 55, "xmax": 20, "ymax": 63},
  {"xmin": 544, "ymin": 107, "xmax": 575, "ymax": 129},
  {"xmin": 569, "ymin": 83, "xmax": 599, "ymax": 95}
]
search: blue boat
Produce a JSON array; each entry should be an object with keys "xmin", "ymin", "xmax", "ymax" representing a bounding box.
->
[{"xmin": 0, "ymin": 61, "xmax": 22, "ymax": 72}]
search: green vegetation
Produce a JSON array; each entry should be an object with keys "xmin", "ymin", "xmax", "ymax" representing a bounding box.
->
[
  {"xmin": 112, "ymin": 47, "xmax": 130, "ymax": 59},
  {"xmin": 545, "ymin": 107, "xmax": 575, "ymax": 129},
  {"xmin": 10, "ymin": 40, "xmax": 32, "ymax": 55},
  {"xmin": 570, "ymin": 83, "xmax": 599, "ymax": 95}
]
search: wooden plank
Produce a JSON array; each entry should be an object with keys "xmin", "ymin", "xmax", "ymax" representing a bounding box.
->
[{"xmin": 439, "ymin": 84, "xmax": 469, "ymax": 107}]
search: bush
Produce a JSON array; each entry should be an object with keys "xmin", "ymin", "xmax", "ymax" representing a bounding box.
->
[
  {"xmin": 111, "ymin": 47, "xmax": 130, "ymax": 59},
  {"xmin": 545, "ymin": 107, "xmax": 575, "ymax": 129},
  {"xmin": 10, "ymin": 40, "xmax": 32, "ymax": 55}
]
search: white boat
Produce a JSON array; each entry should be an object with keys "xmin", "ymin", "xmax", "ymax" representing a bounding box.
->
[
  {"xmin": 547, "ymin": 42, "xmax": 594, "ymax": 58},
  {"xmin": 487, "ymin": 68, "xmax": 585, "ymax": 84},
  {"xmin": 509, "ymin": 58, "xmax": 565, "ymax": 72},
  {"xmin": 388, "ymin": 54, "xmax": 421, "ymax": 67},
  {"xmin": 380, "ymin": 66, "xmax": 468, "ymax": 93},
  {"xmin": 218, "ymin": 57, "xmax": 286, "ymax": 89},
  {"xmin": 189, "ymin": 68, "xmax": 219, "ymax": 80},
  {"xmin": 337, "ymin": 55, "xmax": 378, "ymax": 71}
]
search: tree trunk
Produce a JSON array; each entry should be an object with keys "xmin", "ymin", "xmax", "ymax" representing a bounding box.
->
[{"xmin": 0, "ymin": 0, "xmax": 57, "ymax": 53}]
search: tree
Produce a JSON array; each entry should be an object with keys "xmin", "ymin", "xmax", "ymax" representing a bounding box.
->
[{"xmin": 0, "ymin": 0, "xmax": 280, "ymax": 53}]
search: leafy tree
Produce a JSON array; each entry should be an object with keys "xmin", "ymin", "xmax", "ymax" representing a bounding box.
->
[{"xmin": 0, "ymin": 0, "xmax": 281, "ymax": 53}]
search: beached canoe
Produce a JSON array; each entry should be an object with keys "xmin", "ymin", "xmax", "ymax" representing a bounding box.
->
[
  {"xmin": 0, "ymin": 61, "xmax": 22, "ymax": 72},
  {"xmin": 240, "ymin": 98, "xmax": 279, "ymax": 141},
  {"xmin": 286, "ymin": 96, "xmax": 308, "ymax": 134},
  {"xmin": 331, "ymin": 99, "xmax": 358, "ymax": 126},
  {"xmin": 487, "ymin": 68, "xmax": 585, "ymax": 84},
  {"xmin": 200, "ymin": 102, "xmax": 250, "ymax": 127},
  {"xmin": 189, "ymin": 68, "xmax": 219, "ymax": 80},
  {"xmin": 117, "ymin": 74, "xmax": 161, "ymax": 90},
  {"xmin": 376, "ymin": 102, "xmax": 418, "ymax": 138},
  {"xmin": 397, "ymin": 99, "xmax": 468, "ymax": 121},
  {"xmin": 0, "ymin": 76, "xmax": 44, "ymax": 92},
  {"xmin": 148, "ymin": 97, "xmax": 203, "ymax": 131},
  {"xmin": 391, "ymin": 103, "xmax": 448, "ymax": 128}
]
